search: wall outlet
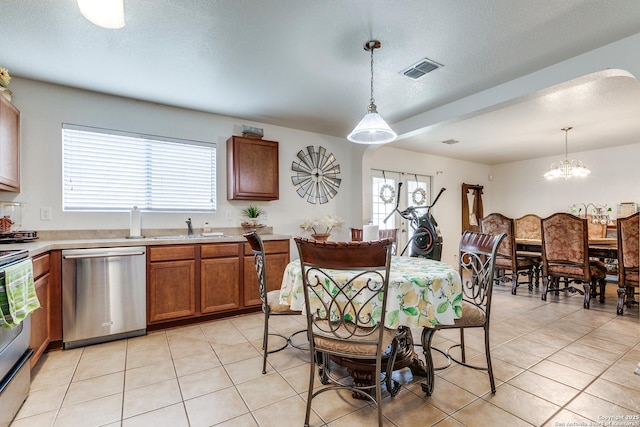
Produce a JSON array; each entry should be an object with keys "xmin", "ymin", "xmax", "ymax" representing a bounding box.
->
[
  {"xmin": 225, "ymin": 210, "xmax": 233, "ymax": 221},
  {"xmin": 40, "ymin": 207, "xmax": 52, "ymax": 221}
]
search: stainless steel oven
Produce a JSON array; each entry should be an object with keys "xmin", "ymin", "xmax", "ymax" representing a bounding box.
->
[{"xmin": 0, "ymin": 249, "xmax": 32, "ymax": 427}]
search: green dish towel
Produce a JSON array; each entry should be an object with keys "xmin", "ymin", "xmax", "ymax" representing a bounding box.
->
[{"xmin": 0, "ymin": 259, "xmax": 40, "ymax": 329}]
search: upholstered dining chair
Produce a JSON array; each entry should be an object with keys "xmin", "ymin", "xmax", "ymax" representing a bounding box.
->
[
  {"xmin": 616, "ymin": 212, "xmax": 639, "ymax": 315},
  {"xmin": 244, "ymin": 232, "xmax": 307, "ymax": 374},
  {"xmin": 586, "ymin": 215, "xmax": 608, "ymax": 239},
  {"xmin": 540, "ymin": 213, "xmax": 607, "ymax": 309},
  {"xmin": 480, "ymin": 213, "xmax": 536, "ymax": 294},
  {"xmin": 350, "ymin": 227, "xmax": 363, "ymax": 241},
  {"xmin": 514, "ymin": 213, "xmax": 543, "ymax": 288},
  {"xmin": 420, "ymin": 231, "xmax": 506, "ymax": 395},
  {"xmin": 515, "ymin": 214, "xmax": 542, "ymax": 240},
  {"xmin": 294, "ymin": 237, "xmax": 399, "ymax": 427}
]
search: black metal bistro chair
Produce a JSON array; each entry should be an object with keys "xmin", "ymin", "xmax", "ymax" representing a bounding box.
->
[
  {"xmin": 244, "ymin": 231, "xmax": 306, "ymax": 374},
  {"xmin": 295, "ymin": 237, "xmax": 399, "ymax": 427},
  {"xmin": 420, "ymin": 230, "xmax": 506, "ymax": 395}
]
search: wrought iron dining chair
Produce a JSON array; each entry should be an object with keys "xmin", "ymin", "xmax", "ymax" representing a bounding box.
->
[
  {"xmin": 244, "ymin": 231, "xmax": 307, "ymax": 374},
  {"xmin": 616, "ymin": 212, "xmax": 639, "ymax": 315},
  {"xmin": 294, "ymin": 237, "xmax": 399, "ymax": 427},
  {"xmin": 420, "ymin": 230, "xmax": 506, "ymax": 395},
  {"xmin": 480, "ymin": 213, "xmax": 536, "ymax": 294},
  {"xmin": 540, "ymin": 213, "xmax": 607, "ymax": 308},
  {"xmin": 350, "ymin": 227, "xmax": 363, "ymax": 241}
]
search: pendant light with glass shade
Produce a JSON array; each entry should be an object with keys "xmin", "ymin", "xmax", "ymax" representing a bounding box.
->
[
  {"xmin": 347, "ymin": 40, "xmax": 397, "ymax": 145},
  {"xmin": 543, "ymin": 126, "xmax": 591, "ymax": 180},
  {"xmin": 77, "ymin": 0, "xmax": 125, "ymax": 29}
]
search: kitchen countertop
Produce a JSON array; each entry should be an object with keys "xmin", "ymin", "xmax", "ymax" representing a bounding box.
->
[{"xmin": 0, "ymin": 233, "xmax": 292, "ymax": 258}]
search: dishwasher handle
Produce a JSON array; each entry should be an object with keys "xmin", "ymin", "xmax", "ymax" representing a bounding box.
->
[{"xmin": 63, "ymin": 251, "xmax": 146, "ymax": 260}]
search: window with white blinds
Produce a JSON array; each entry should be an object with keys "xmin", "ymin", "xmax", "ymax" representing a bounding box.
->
[{"xmin": 62, "ymin": 124, "xmax": 216, "ymax": 212}]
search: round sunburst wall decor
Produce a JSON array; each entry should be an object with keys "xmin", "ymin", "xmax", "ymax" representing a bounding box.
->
[{"xmin": 291, "ymin": 145, "xmax": 341, "ymax": 204}]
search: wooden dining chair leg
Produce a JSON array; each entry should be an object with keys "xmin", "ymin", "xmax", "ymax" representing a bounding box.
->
[
  {"xmin": 617, "ymin": 287, "xmax": 626, "ymax": 315},
  {"xmin": 583, "ymin": 281, "xmax": 591, "ymax": 309},
  {"xmin": 510, "ymin": 271, "xmax": 519, "ymax": 295}
]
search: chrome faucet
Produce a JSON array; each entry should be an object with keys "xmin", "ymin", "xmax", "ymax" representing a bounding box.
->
[{"xmin": 186, "ymin": 218, "xmax": 194, "ymax": 236}]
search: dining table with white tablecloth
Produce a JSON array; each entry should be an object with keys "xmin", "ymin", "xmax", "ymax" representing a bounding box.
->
[{"xmin": 279, "ymin": 255, "xmax": 463, "ymax": 330}]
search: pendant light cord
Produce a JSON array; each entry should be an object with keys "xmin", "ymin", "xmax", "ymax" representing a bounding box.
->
[{"xmin": 369, "ymin": 43, "xmax": 375, "ymax": 105}]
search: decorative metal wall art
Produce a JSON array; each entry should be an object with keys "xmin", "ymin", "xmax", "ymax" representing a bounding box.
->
[{"xmin": 291, "ymin": 145, "xmax": 341, "ymax": 204}]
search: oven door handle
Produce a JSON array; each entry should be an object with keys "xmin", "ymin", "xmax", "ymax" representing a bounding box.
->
[{"xmin": 63, "ymin": 251, "xmax": 145, "ymax": 260}]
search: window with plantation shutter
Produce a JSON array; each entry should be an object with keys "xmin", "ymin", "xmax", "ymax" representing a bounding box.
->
[{"xmin": 62, "ymin": 124, "xmax": 216, "ymax": 212}]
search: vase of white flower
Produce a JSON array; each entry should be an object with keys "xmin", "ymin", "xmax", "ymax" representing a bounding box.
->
[
  {"xmin": 300, "ymin": 214, "xmax": 344, "ymax": 241},
  {"xmin": 0, "ymin": 67, "xmax": 12, "ymax": 101}
]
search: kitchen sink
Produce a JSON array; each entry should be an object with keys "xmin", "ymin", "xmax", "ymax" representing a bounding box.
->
[{"xmin": 152, "ymin": 234, "xmax": 228, "ymax": 240}]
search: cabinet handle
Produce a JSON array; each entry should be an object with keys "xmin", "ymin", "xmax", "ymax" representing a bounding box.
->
[{"xmin": 63, "ymin": 251, "xmax": 145, "ymax": 260}]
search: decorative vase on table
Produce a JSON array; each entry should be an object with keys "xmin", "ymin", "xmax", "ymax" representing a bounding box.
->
[{"xmin": 311, "ymin": 233, "xmax": 330, "ymax": 242}]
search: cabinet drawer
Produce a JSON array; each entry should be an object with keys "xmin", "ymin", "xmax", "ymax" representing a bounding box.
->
[
  {"xmin": 243, "ymin": 239, "xmax": 289, "ymax": 256},
  {"xmin": 201, "ymin": 243, "xmax": 239, "ymax": 259},
  {"xmin": 149, "ymin": 245, "xmax": 195, "ymax": 262},
  {"xmin": 32, "ymin": 253, "xmax": 50, "ymax": 279}
]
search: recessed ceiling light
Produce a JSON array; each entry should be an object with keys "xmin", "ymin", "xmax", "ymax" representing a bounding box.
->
[
  {"xmin": 401, "ymin": 58, "xmax": 442, "ymax": 80},
  {"xmin": 442, "ymin": 139, "xmax": 459, "ymax": 145}
]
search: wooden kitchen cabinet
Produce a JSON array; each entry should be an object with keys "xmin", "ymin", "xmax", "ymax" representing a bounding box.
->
[
  {"xmin": 30, "ymin": 253, "xmax": 50, "ymax": 367},
  {"xmin": 146, "ymin": 238, "xmax": 289, "ymax": 328},
  {"xmin": 243, "ymin": 239, "xmax": 290, "ymax": 307},
  {"xmin": 0, "ymin": 96, "xmax": 20, "ymax": 192},
  {"xmin": 148, "ymin": 246, "xmax": 196, "ymax": 323},
  {"xmin": 200, "ymin": 243, "xmax": 241, "ymax": 314},
  {"xmin": 227, "ymin": 136, "xmax": 279, "ymax": 200}
]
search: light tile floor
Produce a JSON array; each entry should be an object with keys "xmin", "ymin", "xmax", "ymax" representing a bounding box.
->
[{"xmin": 11, "ymin": 283, "xmax": 640, "ymax": 426}]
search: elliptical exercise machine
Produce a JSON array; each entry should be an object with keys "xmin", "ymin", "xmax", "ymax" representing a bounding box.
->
[{"xmin": 383, "ymin": 183, "xmax": 446, "ymax": 260}]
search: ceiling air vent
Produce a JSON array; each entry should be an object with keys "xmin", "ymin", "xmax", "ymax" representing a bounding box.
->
[
  {"xmin": 441, "ymin": 139, "xmax": 459, "ymax": 145},
  {"xmin": 402, "ymin": 58, "xmax": 442, "ymax": 80}
]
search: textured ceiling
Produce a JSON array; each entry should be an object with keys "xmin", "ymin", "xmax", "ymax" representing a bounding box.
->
[{"xmin": 1, "ymin": 0, "xmax": 640, "ymax": 164}]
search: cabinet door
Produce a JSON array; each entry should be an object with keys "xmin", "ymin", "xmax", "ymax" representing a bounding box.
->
[
  {"xmin": 227, "ymin": 136, "xmax": 279, "ymax": 200},
  {"xmin": 30, "ymin": 273, "xmax": 50, "ymax": 368},
  {"xmin": 244, "ymin": 252, "xmax": 289, "ymax": 307},
  {"xmin": 201, "ymin": 257, "xmax": 241, "ymax": 313},
  {"xmin": 0, "ymin": 96, "xmax": 20, "ymax": 191},
  {"xmin": 148, "ymin": 260, "xmax": 196, "ymax": 323}
]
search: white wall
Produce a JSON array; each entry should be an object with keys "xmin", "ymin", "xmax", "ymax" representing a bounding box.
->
[
  {"xmin": 0, "ymin": 78, "xmax": 359, "ymax": 248},
  {"xmin": 489, "ymin": 142, "xmax": 640, "ymax": 219},
  {"xmin": 366, "ymin": 146, "xmax": 492, "ymax": 265}
]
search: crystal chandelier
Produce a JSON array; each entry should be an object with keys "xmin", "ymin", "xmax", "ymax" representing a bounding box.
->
[
  {"xmin": 347, "ymin": 40, "xmax": 397, "ymax": 145},
  {"xmin": 543, "ymin": 127, "xmax": 590, "ymax": 180}
]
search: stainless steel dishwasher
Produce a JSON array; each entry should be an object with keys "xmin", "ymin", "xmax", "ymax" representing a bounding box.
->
[{"xmin": 62, "ymin": 246, "xmax": 146, "ymax": 349}]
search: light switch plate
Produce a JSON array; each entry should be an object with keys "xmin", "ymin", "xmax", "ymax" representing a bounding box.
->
[{"xmin": 40, "ymin": 207, "xmax": 52, "ymax": 220}]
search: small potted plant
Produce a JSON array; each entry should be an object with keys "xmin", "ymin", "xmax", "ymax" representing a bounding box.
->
[{"xmin": 241, "ymin": 205, "xmax": 265, "ymax": 226}]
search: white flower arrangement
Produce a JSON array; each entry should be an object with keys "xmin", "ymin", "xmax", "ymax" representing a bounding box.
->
[
  {"xmin": 300, "ymin": 214, "xmax": 344, "ymax": 235},
  {"xmin": 0, "ymin": 67, "xmax": 11, "ymax": 87}
]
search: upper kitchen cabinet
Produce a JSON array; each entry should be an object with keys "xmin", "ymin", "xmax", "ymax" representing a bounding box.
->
[
  {"xmin": 227, "ymin": 136, "xmax": 279, "ymax": 200},
  {"xmin": 0, "ymin": 96, "xmax": 20, "ymax": 192}
]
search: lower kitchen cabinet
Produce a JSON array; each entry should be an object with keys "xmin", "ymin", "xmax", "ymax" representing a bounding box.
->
[
  {"xmin": 201, "ymin": 244, "xmax": 241, "ymax": 314},
  {"xmin": 148, "ymin": 246, "xmax": 196, "ymax": 323},
  {"xmin": 243, "ymin": 240, "xmax": 290, "ymax": 307},
  {"xmin": 30, "ymin": 253, "xmax": 51, "ymax": 367},
  {"xmin": 147, "ymin": 239, "xmax": 289, "ymax": 326}
]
